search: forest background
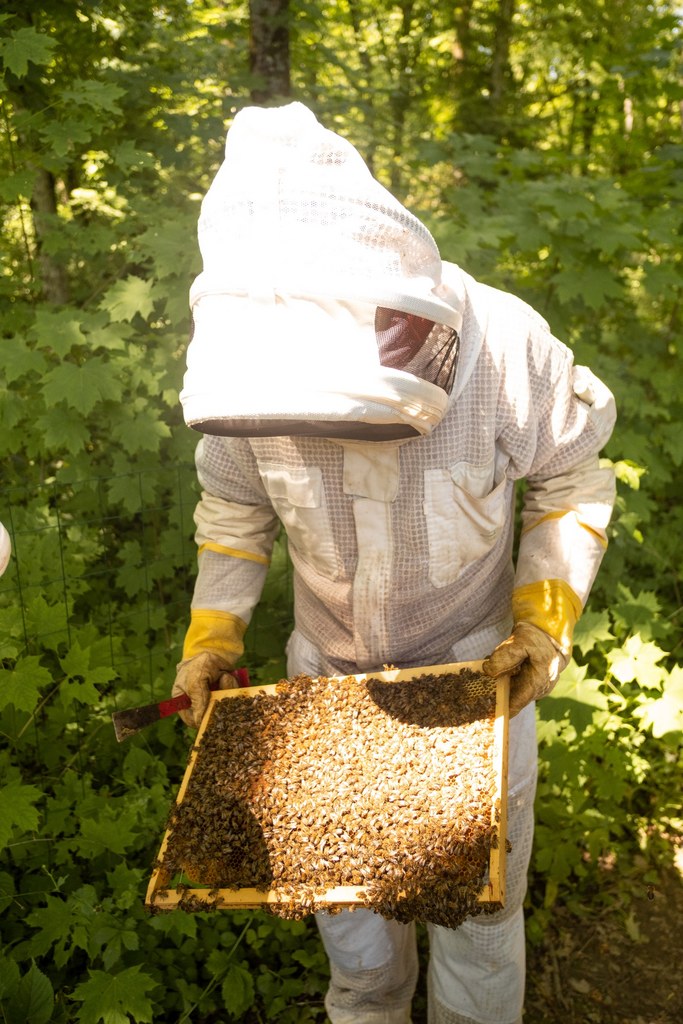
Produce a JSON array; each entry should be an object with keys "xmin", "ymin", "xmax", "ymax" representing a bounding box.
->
[{"xmin": 0, "ymin": 1, "xmax": 682, "ymax": 1022}]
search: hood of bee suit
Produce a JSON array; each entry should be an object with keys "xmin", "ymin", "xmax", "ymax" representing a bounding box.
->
[{"xmin": 180, "ymin": 101, "xmax": 468, "ymax": 441}]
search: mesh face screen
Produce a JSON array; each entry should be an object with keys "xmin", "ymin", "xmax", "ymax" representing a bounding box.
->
[{"xmin": 375, "ymin": 307, "xmax": 459, "ymax": 393}]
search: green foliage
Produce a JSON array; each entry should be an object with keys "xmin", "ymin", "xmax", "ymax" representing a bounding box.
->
[{"xmin": 1, "ymin": 0, "xmax": 682, "ymax": 1019}]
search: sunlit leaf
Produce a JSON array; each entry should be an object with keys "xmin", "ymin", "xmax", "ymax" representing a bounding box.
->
[{"xmin": 100, "ymin": 277, "xmax": 156, "ymax": 323}]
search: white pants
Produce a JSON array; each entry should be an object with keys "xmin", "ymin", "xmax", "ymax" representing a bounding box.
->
[{"xmin": 287, "ymin": 630, "xmax": 536, "ymax": 1024}]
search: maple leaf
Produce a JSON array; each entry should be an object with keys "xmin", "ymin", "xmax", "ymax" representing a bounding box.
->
[
  {"xmin": 39, "ymin": 118, "xmax": 93, "ymax": 158},
  {"xmin": 41, "ymin": 359, "xmax": 124, "ymax": 416},
  {"xmin": 111, "ymin": 412, "xmax": 171, "ymax": 454},
  {"xmin": 572, "ymin": 609, "xmax": 614, "ymax": 655},
  {"xmin": 135, "ymin": 219, "xmax": 199, "ymax": 280},
  {"xmin": 554, "ymin": 264, "xmax": 624, "ymax": 310},
  {"xmin": 62, "ymin": 79, "xmax": 125, "ymax": 113},
  {"xmin": 22, "ymin": 595, "xmax": 69, "ymax": 652},
  {"xmin": 24, "ymin": 887, "xmax": 98, "ymax": 967},
  {"xmin": 30, "ymin": 309, "xmax": 87, "ymax": 358},
  {"xmin": 606, "ymin": 634, "xmax": 667, "ymax": 687},
  {"xmin": 36, "ymin": 408, "xmax": 90, "ymax": 455},
  {"xmin": 100, "ymin": 276, "xmax": 156, "ymax": 323},
  {"xmin": 73, "ymin": 966, "xmax": 157, "ymax": 1024},
  {"xmin": 634, "ymin": 665, "xmax": 683, "ymax": 738},
  {"xmin": 76, "ymin": 805, "xmax": 140, "ymax": 859},
  {"xmin": 3, "ymin": 338, "xmax": 48, "ymax": 384},
  {"xmin": 0, "ymin": 779, "xmax": 42, "ymax": 850},
  {"xmin": 0, "ymin": 656, "xmax": 53, "ymax": 713},
  {"xmin": 0, "ymin": 26, "xmax": 56, "ymax": 77}
]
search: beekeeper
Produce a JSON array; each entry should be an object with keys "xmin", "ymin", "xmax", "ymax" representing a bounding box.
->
[{"xmin": 173, "ymin": 102, "xmax": 616, "ymax": 1024}]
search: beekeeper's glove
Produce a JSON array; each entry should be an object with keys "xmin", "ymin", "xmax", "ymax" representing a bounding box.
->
[
  {"xmin": 483, "ymin": 579, "xmax": 580, "ymax": 717},
  {"xmin": 172, "ymin": 651, "xmax": 238, "ymax": 728},
  {"xmin": 172, "ymin": 608, "xmax": 248, "ymax": 728}
]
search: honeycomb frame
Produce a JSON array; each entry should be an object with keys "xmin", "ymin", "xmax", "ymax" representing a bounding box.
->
[{"xmin": 146, "ymin": 661, "xmax": 509, "ymax": 915}]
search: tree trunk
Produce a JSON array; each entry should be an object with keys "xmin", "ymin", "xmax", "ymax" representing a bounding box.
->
[
  {"xmin": 249, "ymin": 0, "xmax": 291, "ymax": 103},
  {"xmin": 490, "ymin": 0, "xmax": 516, "ymax": 115},
  {"xmin": 388, "ymin": 0, "xmax": 416, "ymax": 196},
  {"xmin": 30, "ymin": 167, "xmax": 70, "ymax": 305}
]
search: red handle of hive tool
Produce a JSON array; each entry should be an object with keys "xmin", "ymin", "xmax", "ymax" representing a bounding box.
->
[
  {"xmin": 111, "ymin": 668, "xmax": 252, "ymax": 741},
  {"xmin": 156, "ymin": 668, "xmax": 251, "ymax": 719}
]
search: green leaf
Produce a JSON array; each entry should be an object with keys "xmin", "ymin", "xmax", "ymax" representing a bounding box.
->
[
  {"xmin": 5, "ymin": 963, "xmax": 54, "ymax": 1024},
  {"xmin": 30, "ymin": 309, "xmax": 87, "ymax": 357},
  {"xmin": 58, "ymin": 639, "xmax": 116, "ymax": 706},
  {"xmin": 0, "ymin": 167, "xmax": 34, "ymax": 202},
  {"xmin": 634, "ymin": 665, "xmax": 683, "ymax": 737},
  {"xmin": 0, "ymin": 873, "xmax": 18, "ymax": 915},
  {"xmin": 554, "ymin": 264, "xmax": 624, "ymax": 310},
  {"xmin": 3, "ymin": 337, "xmax": 49, "ymax": 384},
  {"xmin": 39, "ymin": 117, "xmax": 94, "ymax": 158},
  {"xmin": 135, "ymin": 220, "xmax": 199, "ymax": 280},
  {"xmin": 90, "ymin": 915, "xmax": 140, "ymax": 971},
  {"xmin": 76, "ymin": 805, "xmax": 139, "ymax": 858},
  {"xmin": 572, "ymin": 609, "xmax": 614, "ymax": 655},
  {"xmin": 60, "ymin": 639, "xmax": 115, "ymax": 685},
  {"xmin": 542, "ymin": 660, "xmax": 609, "ymax": 732},
  {"xmin": 100, "ymin": 277, "xmax": 156, "ymax": 323},
  {"xmin": 111, "ymin": 140, "xmax": 155, "ymax": 173},
  {"xmin": 0, "ymin": 952, "xmax": 20, "ymax": 998},
  {"xmin": 613, "ymin": 460, "xmax": 647, "ymax": 490},
  {"xmin": 606, "ymin": 635, "xmax": 667, "ymax": 687},
  {"xmin": 0, "ymin": 26, "xmax": 57, "ymax": 77},
  {"xmin": 111, "ymin": 411, "xmax": 171, "ymax": 454},
  {"xmin": 0, "ymin": 780, "xmax": 42, "ymax": 851},
  {"xmin": 0, "ymin": 604, "xmax": 26, "ymax": 660},
  {"xmin": 41, "ymin": 358, "xmax": 124, "ymax": 416},
  {"xmin": 22, "ymin": 889, "xmax": 97, "ymax": 967},
  {"xmin": 0, "ymin": 657, "xmax": 53, "ymax": 713},
  {"xmin": 36, "ymin": 407, "xmax": 90, "ymax": 455},
  {"xmin": 221, "ymin": 963, "xmax": 255, "ymax": 1019},
  {"xmin": 74, "ymin": 966, "xmax": 157, "ymax": 1024},
  {"xmin": 62, "ymin": 79, "xmax": 125, "ymax": 114}
]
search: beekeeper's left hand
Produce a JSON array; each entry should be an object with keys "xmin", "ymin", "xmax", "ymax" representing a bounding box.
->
[{"xmin": 482, "ymin": 622, "xmax": 570, "ymax": 718}]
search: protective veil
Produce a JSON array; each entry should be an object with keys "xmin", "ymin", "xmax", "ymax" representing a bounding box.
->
[
  {"xmin": 177, "ymin": 103, "xmax": 617, "ymax": 1024},
  {"xmin": 181, "ymin": 102, "xmax": 462, "ymax": 441}
]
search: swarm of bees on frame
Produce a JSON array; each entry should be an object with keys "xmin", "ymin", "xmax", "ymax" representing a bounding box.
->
[{"xmin": 159, "ymin": 670, "xmax": 503, "ymax": 928}]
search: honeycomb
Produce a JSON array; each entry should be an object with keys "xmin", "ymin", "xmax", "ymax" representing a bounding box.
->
[{"xmin": 158, "ymin": 669, "xmax": 502, "ymax": 927}]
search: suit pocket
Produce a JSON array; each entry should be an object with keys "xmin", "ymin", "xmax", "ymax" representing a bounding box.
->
[
  {"xmin": 423, "ymin": 459, "xmax": 508, "ymax": 588},
  {"xmin": 259, "ymin": 464, "xmax": 339, "ymax": 579}
]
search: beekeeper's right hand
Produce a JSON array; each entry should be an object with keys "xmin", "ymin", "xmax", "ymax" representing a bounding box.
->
[
  {"xmin": 173, "ymin": 606, "xmax": 249, "ymax": 727},
  {"xmin": 172, "ymin": 651, "xmax": 236, "ymax": 728}
]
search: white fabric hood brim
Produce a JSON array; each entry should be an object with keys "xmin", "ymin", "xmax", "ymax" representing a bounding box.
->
[{"xmin": 180, "ymin": 291, "xmax": 450, "ymax": 436}]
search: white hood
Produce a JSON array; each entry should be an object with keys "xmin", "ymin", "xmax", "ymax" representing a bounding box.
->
[{"xmin": 180, "ymin": 102, "xmax": 464, "ymax": 440}]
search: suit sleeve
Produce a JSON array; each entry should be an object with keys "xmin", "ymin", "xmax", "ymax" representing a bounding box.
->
[
  {"xmin": 510, "ymin": 336, "xmax": 617, "ymax": 653},
  {"xmin": 182, "ymin": 436, "xmax": 280, "ymax": 663}
]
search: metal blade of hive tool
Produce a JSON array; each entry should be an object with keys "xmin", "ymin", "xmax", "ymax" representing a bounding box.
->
[{"xmin": 111, "ymin": 668, "xmax": 250, "ymax": 742}]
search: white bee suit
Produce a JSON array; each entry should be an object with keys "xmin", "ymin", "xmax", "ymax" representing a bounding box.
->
[
  {"xmin": 184, "ymin": 270, "xmax": 615, "ymax": 1023},
  {"xmin": 177, "ymin": 103, "xmax": 616, "ymax": 1024}
]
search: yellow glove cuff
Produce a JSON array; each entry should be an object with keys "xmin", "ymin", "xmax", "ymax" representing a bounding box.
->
[
  {"xmin": 511, "ymin": 579, "xmax": 583, "ymax": 653},
  {"xmin": 182, "ymin": 609, "xmax": 247, "ymax": 663}
]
